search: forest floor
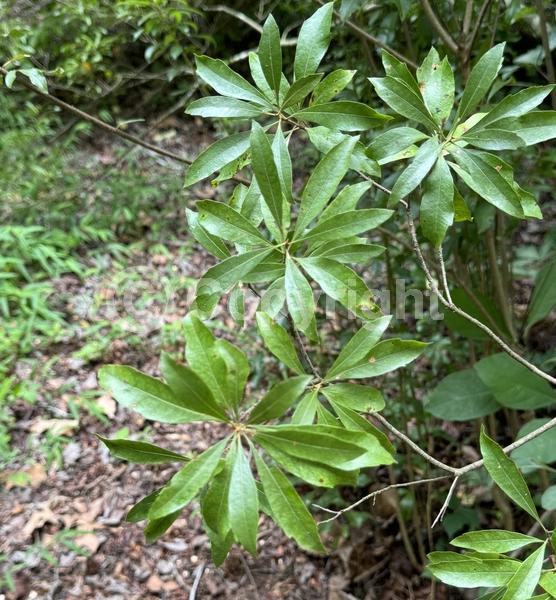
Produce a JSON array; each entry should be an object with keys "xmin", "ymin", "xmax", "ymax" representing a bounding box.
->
[{"xmin": 1, "ymin": 122, "xmax": 458, "ymax": 600}]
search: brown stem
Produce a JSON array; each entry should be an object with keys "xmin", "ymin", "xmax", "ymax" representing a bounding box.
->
[{"xmin": 420, "ymin": 0, "xmax": 459, "ymax": 54}]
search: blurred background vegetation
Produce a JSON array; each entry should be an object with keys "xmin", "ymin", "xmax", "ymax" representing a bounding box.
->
[{"xmin": 1, "ymin": 1, "xmax": 555, "ymax": 596}]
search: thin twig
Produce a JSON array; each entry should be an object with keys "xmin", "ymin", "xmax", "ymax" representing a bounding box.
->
[
  {"xmin": 431, "ymin": 476, "xmax": 459, "ymax": 527},
  {"xmin": 238, "ymin": 552, "xmax": 261, "ymax": 600},
  {"xmin": 205, "ymin": 4, "xmax": 263, "ymax": 33},
  {"xmin": 467, "ymin": 0, "xmax": 494, "ymax": 55},
  {"xmin": 534, "ymin": 0, "xmax": 556, "ymax": 108},
  {"xmin": 436, "ymin": 248, "xmax": 453, "ymax": 304},
  {"xmin": 314, "ymin": 0, "xmax": 417, "ymax": 69},
  {"xmin": 420, "ymin": 0, "xmax": 459, "ymax": 54},
  {"xmin": 189, "ymin": 561, "xmax": 207, "ymax": 600},
  {"xmin": 315, "ymin": 476, "xmax": 449, "ymax": 524}
]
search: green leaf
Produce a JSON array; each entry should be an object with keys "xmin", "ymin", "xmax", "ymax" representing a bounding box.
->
[
  {"xmin": 425, "ymin": 369, "xmax": 500, "ymax": 421},
  {"xmin": 456, "ymin": 43, "xmax": 505, "ymax": 121},
  {"xmin": 260, "ymin": 276, "xmax": 286, "ymax": 318},
  {"xmin": 381, "ymin": 50, "xmax": 421, "ymax": 94},
  {"xmin": 98, "ymin": 365, "xmax": 204, "ymax": 424},
  {"xmin": 307, "ymin": 127, "xmax": 380, "ymax": 176},
  {"xmin": 144, "ymin": 510, "xmax": 181, "ymax": 543},
  {"xmin": 149, "ymin": 438, "xmax": 228, "ymax": 519},
  {"xmin": 271, "ymin": 125, "xmax": 293, "ymax": 203},
  {"xmin": 194, "ymin": 55, "xmax": 268, "ymax": 105},
  {"xmin": 186, "ymin": 96, "xmax": 263, "ymax": 118},
  {"xmin": 296, "ymin": 208, "xmax": 393, "ymax": 244},
  {"xmin": 480, "ymin": 428, "xmax": 540, "ymax": 522},
  {"xmin": 18, "ymin": 68, "xmax": 48, "ymax": 93},
  {"xmin": 508, "ymin": 110, "xmax": 556, "ymax": 145},
  {"xmin": 98, "ymin": 436, "xmax": 188, "ymax": 464},
  {"xmin": 420, "ymin": 155, "xmax": 454, "ymax": 247},
  {"xmin": 4, "ymin": 69, "xmax": 17, "ymax": 88},
  {"xmin": 298, "ymin": 257, "xmax": 377, "ymax": 318},
  {"xmin": 540, "ymin": 572, "xmax": 556, "ymax": 597},
  {"xmin": 322, "ymin": 383, "xmax": 385, "ymax": 412},
  {"xmin": 281, "ymin": 74, "xmax": 323, "ymax": 109},
  {"xmin": 254, "ymin": 425, "xmax": 367, "ymax": 469},
  {"xmin": 256, "ymin": 437, "xmax": 357, "ymax": 487},
  {"xmin": 312, "ymin": 69, "xmax": 356, "ymax": 104},
  {"xmin": 285, "ymin": 256, "xmax": 317, "ymax": 339},
  {"xmin": 259, "ymin": 14, "xmax": 282, "ymax": 97},
  {"xmin": 417, "ymin": 49, "xmax": 454, "ymax": 125},
  {"xmin": 294, "ymin": 2, "xmax": 334, "ymax": 80},
  {"xmin": 197, "ymin": 200, "xmax": 268, "ymax": 246},
  {"xmin": 369, "ymin": 76, "xmax": 438, "ymax": 131},
  {"xmin": 197, "ymin": 248, "xmax": 272, "ymax": 299},
  {"xmin": 326, "ymin": 315, "xmax": 392, "ymax": 380},
  {"xmin": 160, "ymin": 353, "xmax": 229, "ymax": 421},
  {"xmin": 228, "ymin": 437, "xmax": 259, "ymax": 554},
  {"xmin": 448, "ymin": 146, "xmax": 524, "ymax": 218},
  {"xmin": 541, "ymin": 485, "xmax": 556, "ymax": 510},
  {"xmin": 202, "ymin": 459, "xmax": 232, "ymax": 536},
  {"xmin": 461, "ymin": 129, "xmax": 525, "ymax": 150},
  {"xmin": 501, "ymin": 542, "xmax": 546, "ymax": 600},
  {"xmin": 253, "ymin": 450, "xmax": 326, "ymax": 553},
  {"xmin": 229, "ymin": 285, "xmax": 245, "ymax": 326},
  {"xmin": 215, "ymin": 339, "xmax": 249, "ymax": 411},
  {"xmin": 250, "ymin": 122, "xmax": 283, "ymax": 235},
  {"xmin": 451, "ymin": 530, "xmax": 543, "ymax": 554},
  {"xmin": 428, "ymin": 552, "xmax": 520, "ymax": 588},
  {"xmin": 453, "ymin": 186, "xmax": 473, "ymax": 222},
  {"xmin": 127, "ymin": 490, "xmax": 161, "ymax": 522},
  {"xmin": 366, "ymin": 127, "xmax": 429, "ymax": 164},
  {"xmin": 184, "ymin": 312, "xmax": 228, "ymax": 407},
  {"xmin": 291, "ymin": 390, "xmax": 319, "ymax": 424},
  {"xmin": 313, "ymin": 242, "xmax": 385, "ymax": 264},
  {"xmin": 470, "ymin": 85, "xmax": 554, "ymax": 131},
  {"xmin": 389, "ymin": 136, "xmax": 440, "ymax": 206},
  {"xmin": 474, "ymin": 353, "xmax": 555, "ymax": 411},
  {"xmin": 336, "ymin": 339, "xmax": 428, "ymax": 379},
  {"xmin": 186, "ymin": 209, "xmax": 230, "ymax": 259},
  {"xmin": 256, "ymin": 312, "xmax": 305, "ymax": 374},
  {"xmin": 248, "ymin": 376, "xmax": 312, "ymax": 424},
  {"xmin": 185, "ymin": 132, "xmax": 250, "ymax": 187},
  {"xmin": 206, "ymin": 528, "xmax": 234, "ymax": 567},
  {"xmin": 526, "ymin": 259, "xmax": 556, "ymax": 332},
  {"xmin": 511, "ymin": 418, "xmax": 556, "ymax": 474},
  {"xmin": 293, "ymin": 101, "xmax": 390, "ymax": 131},
  {"xmin": 320, "ymin": 181, "xmax": 373, "ymax": 220}
]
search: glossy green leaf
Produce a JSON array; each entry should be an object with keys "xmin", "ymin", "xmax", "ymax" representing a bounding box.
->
[
  {"xmin": 295, "ymin": 137, "xmax": 357, "ymax": 235},
  {"xmin": 420, "ymin": 155, "xmax": 454, "ymax": 247},
  {"xmin": 326, "ymin": 315, "xmax": 392, "ymax": 380},
  {"xmin": 448, "ymin": 146, "xmax": 524, "ymax": 218},
  {"xmin": 160, "ymin": 352, "xmax": 229, "ymax": 420},
  {"xmin": 511, "ymin": 418, "xmax": 556, "ymax": 473},
  {"xmin": 285, "ymin": 256, "xmax": 317, "ymax": 339},
  {"xmin": 186, "ymin": 209, "xmax": 230, "ymax": 259},
  {"xmin": 293, "ymin": 101, "xmax": 390, "ymax": 131},
  {"xmin": 271, "ymin": 125, "xmax": 293, "ymax": 204},
  {"xmin": 228, "ymin": 437, "xmax": 259, "ymax": 554},
  {"xmin": 294, "ymin": 2, "xmax": 334, "ymax": 80},
  {"xmin": 425, "ymin": 369, "xmax": 501, "ymax": 421},
  {"xmin": 149, "ymin": 438, "xmax": 228, "ymax": 519},
  {"xmin": 540, "ymin": 572, "xmax": 556, "ymax": 596},
  {"xmin": 501, "ymin": 542, "xmax": 546, "ymax": 600},
  {"xmin": 416, "ymin": 48, "xmax": 454, "ymax": 124},
  {"xmin": 429, "ymin": 552, "xmax": 520, "ymax": 588},
  {"xmin": 186, "ymin": 96, "xmax": 263, "ymax": 118},
  {"xmin": 480, "ymin": 428, "xmax": 540, "ymax": 522},
  {"xmin": 320, "ymin": 181, "xmax": 373, "ymax": 220},
  {"xmin": 256, "ymin": 312, "xmax": 305, "ymax": 374},
  {"xmin": 313, "ymin": 242, "xmax": 385, "ymax": 264},
  {"xmin": 381, "ymin": 50, "xmax": 421, "ymax": 94},
  {"xmin": 228, "ymin": 285, "xmax": 245, "ymax": 326},
  {"xmin": 312, "ymin": 69, "xmax": 356, "ymax": 104},
  {"xmin": 127, "ymin": 490, "xmax": 161, "ymax": 522},
  {"xmin": 250, "ymin": 122, "xmax": 283, "ymax": 234},
  {"xmin": 144, "ymin": 510, "xmax": 181, "ymax": 543},
  {"xmin": 456, "ymin": 43, "xmax": 505, "ymax": 121},
  {"xmin": 322, "ymin": 383, "xmax": 385, "ymax": 412},
  {"xmin": 291, "ymin": 390, "xmax": 319, "ymax": 425},
  {"xmin": 197, "ymin": 200, "xmax": 269, "ymax": 246},
  {"xmin": 526, "ymin": 260, "xmax": 556, "ymax": 331},
  {"xmin": 259, "ymin": 14, "xmax": 282, "ymax": 97},
  {"xmin": 509, "ymin": 110, "xmax": 556, "ymax": 145},
  {"xmin": 389, "ymin": 136, "xmax": 440, "ymax": 206},
  {"xmin": 366, "ymin": 127, "xmax": 429, "ymax": 164},
  {"xmin": 206, "ymin": 528, "xmax": 234, "ymax": 567},
  {"xmin": 248, "ymin": 376, "xmax": 312, "ymax": 424},
  {"xmin": 337, "ymin": 339, "xmax": 428, "ymax": 379},
  {"xmin": 369, "ymin": 76, "xmax": 438, "ymax": 131},
  {"xmin": 215, "ymin": 339, "xmax": 249, "ymax": 411},
  {"xmin": 253, "ymin": 450, "xmax": 326, "ymax": 553},
  {"xmin": 195, "ymin": 55, "xmax": 268, "ymax": 105},
  {"xmin": 474, "ymin": 353, "xmax": 555, "ymax": 411},
  {"xmin": 461, "ymin": 129, "xmax": 525, "ymax": 150},
  {"xmin": 281, "ymin": 73, "xmax": 323, "ymax": 109},
  {"xmin": 185, "ymin": 132, "xmax": 250, "ymax": 187},
  {"xmin": 297, "ymin": 208, "xmax": 393, "ymax": 243},
  {"xmin": 98, "ymin": 436, "xmax": 188, "ymax": 464},
  {"xmin": 202, "ymin": 460, "xmax": 232, "ymax": 536},
  {"xmin": 99, "ymin": 365, "xmax": 204, "ymax": 424},
  {"xmin": 451, "ymin": 530, "xmax": 543, "ymax": 553}
]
